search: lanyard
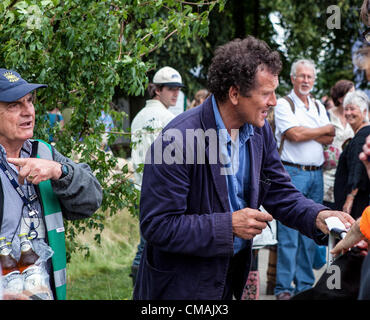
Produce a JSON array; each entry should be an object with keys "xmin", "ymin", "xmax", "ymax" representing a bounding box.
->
[{"xmin": 0, "ymin": 161, "xmax": 39, "ymax": 217}]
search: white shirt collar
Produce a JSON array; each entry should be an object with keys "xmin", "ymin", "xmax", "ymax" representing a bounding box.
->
[{"xmin": 289, "ymin": 89, "xmax": 315, "ymax": 110}]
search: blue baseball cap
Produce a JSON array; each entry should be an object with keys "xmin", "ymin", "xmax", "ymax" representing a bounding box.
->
[{"xmin": 0, "ymin": 68, "xmax": 47, "ymax": 102}]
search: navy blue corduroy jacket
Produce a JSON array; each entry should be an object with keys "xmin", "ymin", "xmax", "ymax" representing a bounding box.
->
[{"xmin": 133, "ymin": 96, "xmax": 328, "ymax": 300}]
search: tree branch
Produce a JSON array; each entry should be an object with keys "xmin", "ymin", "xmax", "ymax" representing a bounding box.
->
[
  {"xmin": 174, "ymin": 0, "xmax": 218, "ymax": 5},
  {"xmin": 117, "ymin": 19, "xmax": 125, "ymax": 61},
  {"xmin": 142, "ymin": 28, "xmax": 178, "ymax": 57}
]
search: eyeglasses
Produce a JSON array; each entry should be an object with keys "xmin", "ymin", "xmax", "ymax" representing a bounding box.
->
[
  {"xmin": 362, "ymin": 27, "xmax": 370, "ymax": 44},
  {"xmin": 295, "ymin": 74, "xmax": 315, "ymax": 81}
]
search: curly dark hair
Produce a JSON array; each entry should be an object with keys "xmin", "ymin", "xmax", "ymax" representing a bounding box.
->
[
  {"xmin": 330, "ymin": 80, "xmax": 354, "ymax": 107},
  {"xmin": 207, "ymin": 36, "xmax": 282, "ymax": 103}
]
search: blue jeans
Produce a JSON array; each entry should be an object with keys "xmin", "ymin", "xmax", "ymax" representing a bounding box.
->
[
  {"xmin": 132, "ymin": 234, "xmax": 146, "ymax": 267},
  {"xmin": 275, "ymin": 165, "xmax": 324, "ymax": 296},
  {"xmin": 130, "ymin": 234, "xmax": 146, "ymax": 287}
]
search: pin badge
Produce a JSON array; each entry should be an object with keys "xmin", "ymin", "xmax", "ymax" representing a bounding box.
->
[{"xmin": 28, "ymin": 210, "xmax": 38, "ymax": 217}]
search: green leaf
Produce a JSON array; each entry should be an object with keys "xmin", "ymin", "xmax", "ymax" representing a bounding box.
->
[{"xmin": 0, "ymin": 0, "xmax": 224, "ymax": 259}]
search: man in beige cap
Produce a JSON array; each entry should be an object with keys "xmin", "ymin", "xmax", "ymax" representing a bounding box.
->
[{"xmin": 129, "ymin": 66, "xmax": 184, "ymax": 286}]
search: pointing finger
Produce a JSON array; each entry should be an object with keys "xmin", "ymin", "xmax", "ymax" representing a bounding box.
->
[{"xmin": 7, "ymin": 158, "xmax": 28, "ymax": 167}]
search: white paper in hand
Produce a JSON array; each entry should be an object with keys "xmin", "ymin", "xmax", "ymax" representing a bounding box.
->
[{"xmin": 325, "ymin": 216, "xmax": 347, "ymax": 232}]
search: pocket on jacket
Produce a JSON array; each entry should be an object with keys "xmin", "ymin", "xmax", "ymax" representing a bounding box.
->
[{"xmin": 144, "ymin": 253, "xmax": 177, "ymax": 300}]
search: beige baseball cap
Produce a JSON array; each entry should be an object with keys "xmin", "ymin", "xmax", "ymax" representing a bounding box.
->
[{"xmin": 153, "ymin": 66, "xmax": 184, "ymax": 87}]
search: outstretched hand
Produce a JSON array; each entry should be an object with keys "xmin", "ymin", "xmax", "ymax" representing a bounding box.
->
[
  {"xmin": 316, "ymin": 210, "xmax": 355, "ymax": 234},
  {"xmin": 330, "ymin": 218, "xmax": 368, "ymax": 257}
]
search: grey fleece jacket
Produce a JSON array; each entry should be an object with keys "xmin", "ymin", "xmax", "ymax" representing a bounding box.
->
[{"xmin": 49, "ymin": 144, "xmax": 103, "ymax": 220}]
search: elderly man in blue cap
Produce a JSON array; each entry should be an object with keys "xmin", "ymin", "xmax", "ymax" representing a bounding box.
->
[{"xmin": 0, "ymin": 69, "xmax": 102, "ymax": 300}]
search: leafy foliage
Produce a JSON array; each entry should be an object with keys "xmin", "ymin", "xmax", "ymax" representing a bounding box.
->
[
  {"xmin": 0, "ymin": 0, "xmax": 226, "ymax": 259},
  {"xmin": 0, "ymin": 0, "xmax": 365, "ymax": 260},
  {"xmin": 273, "ymin": 0, "xmax": 363, "ymax": 96},
  {"xmin": 159, "ymin": 0, "xmax": 365, "ymax": 99}
]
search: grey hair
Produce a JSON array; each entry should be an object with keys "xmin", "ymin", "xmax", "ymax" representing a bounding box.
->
[
  {"xmin": 343, "ymin": 90, "xmax": 370, "ymax": 121},
  {"xmin": 290, "ymin": 59, "xmax": 317, "ymax": 78}
]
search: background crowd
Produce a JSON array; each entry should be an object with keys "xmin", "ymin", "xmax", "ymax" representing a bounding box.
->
[
  {"xmin": 1, "ymin": 0, "xmax": 370, "ymax": 302},
  {"xmin": 128, "ymin": 1, "xmax": 370, "ymax": 299}
]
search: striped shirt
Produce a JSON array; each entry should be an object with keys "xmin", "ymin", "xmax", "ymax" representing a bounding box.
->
[{"xmin": 0, "ymin": 141, "xmax": 49, "ymax": 261}]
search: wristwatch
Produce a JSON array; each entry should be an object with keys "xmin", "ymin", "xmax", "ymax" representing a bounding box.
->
[{"xmin": 60, "ymin": 163, "xmax": 69, "ymax": 179}]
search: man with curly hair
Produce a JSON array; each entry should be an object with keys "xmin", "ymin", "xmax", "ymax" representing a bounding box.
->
[{"xmin": 133, "ymin": 36, "xmax": 354, "ymax": 300}]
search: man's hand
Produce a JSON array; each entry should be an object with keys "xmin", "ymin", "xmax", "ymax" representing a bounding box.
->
[
  {"xmin": 232, "ymin": 208, "xmax": 273, "ymax": 240},
  {"xmin": 7, "ymin": 157, "xmax": 62, "ymax": 185},
  {"xmin": 315, "ymin": 210, "xmax": 355, "ymax": 234}
]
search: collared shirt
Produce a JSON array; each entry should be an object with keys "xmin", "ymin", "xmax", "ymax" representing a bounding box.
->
[
  {"xmin": 211, "ymin": 95, "xmax": 254, "ymax": 254},
  {"xmin": 0, "ymin": 140, "xmax": 47, "ymax": 261},
  {"xmin": 274, "ymin": 90, "xmax": 330, "ymax": 166}
]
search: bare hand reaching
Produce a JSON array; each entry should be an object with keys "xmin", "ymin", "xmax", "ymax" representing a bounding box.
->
[{"xmin": 315, "ymin": 210, "xmax": 355, "ymax": 234}]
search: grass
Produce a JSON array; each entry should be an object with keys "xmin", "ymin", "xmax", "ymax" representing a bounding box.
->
[{"xmin": 66, "ymin": 209, "xmax": 140, "ymax": 300}]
